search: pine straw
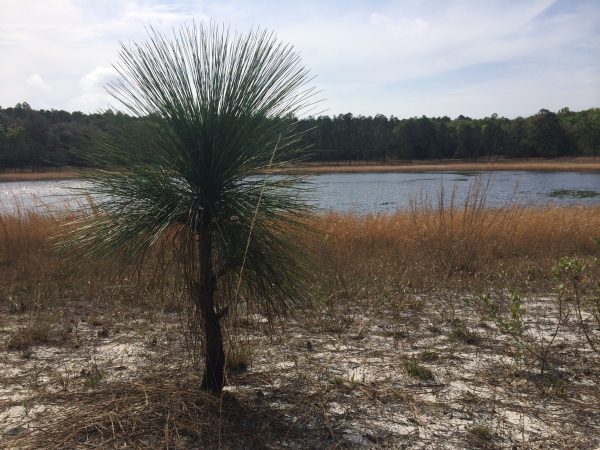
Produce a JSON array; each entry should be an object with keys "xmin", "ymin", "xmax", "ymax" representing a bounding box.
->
[{"xmin": 7, "ymin": 365, "xmax": 326, "ymax": 449}]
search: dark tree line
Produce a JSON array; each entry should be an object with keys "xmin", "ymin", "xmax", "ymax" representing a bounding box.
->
[
  {"xmin": 1, "ymin": 102, "xmax": 599, "ymax": 170},
  {"xmin": 0, "ymin": 102, "xmax": 143, "ymax": 170},
  {"xmin": 297, "ymin": 108, "xmax": 600, "ymax": 162}
]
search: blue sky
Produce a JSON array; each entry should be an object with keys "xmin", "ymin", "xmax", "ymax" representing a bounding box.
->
[{"xmin": 1, "ymin": 0, "xmax": 598, "ymax": 118}]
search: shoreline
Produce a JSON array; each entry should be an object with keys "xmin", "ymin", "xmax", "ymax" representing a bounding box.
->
[
  {"xmin": 274, "ymin": 157, "xmax": 600, "ymax": 174},
  {"xmin": 0, "ymin": 170, "xmax": 82, "ymax": 183},
  {"xmin": 1, "ymin": 158, "xmax": 600, "ymax": 182}
]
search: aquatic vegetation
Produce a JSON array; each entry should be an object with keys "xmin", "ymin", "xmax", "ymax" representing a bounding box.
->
[{"xmin": 549, "ymin": 189, "xmax": 600, "ymax": 198}]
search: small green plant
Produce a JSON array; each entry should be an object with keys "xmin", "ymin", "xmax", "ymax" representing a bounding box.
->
[
  {"xmin": 81, "ymin": 365, "xmax": 103, "ymax": 388},
  {"xmin": 419, "ymin": 349, "xmax": 439, "ymax": 361},
  {"xmin": 554, "ymin": 256, "xmax": 599, "ymax": 354},
  {"xmin": 478, "ymin": 291, "xmax": 525, "ymax": 361},
  {"xmin": 21, "ymin": 399, "xmax": 34, "ymax": 418},
  {"xmin": 54, "ymin": 366, "xmax": 73, "ymax": 391},
  {"xmin": 477, "ymin": 290, "xmax": 563, "ymax": 376},
  {"xmin": 404, "ymin": 359, "xmax": 435, "ymax": 381},
  {"xmin": 81, "ymin": 350, "xmax": 103, "ymax": 389},
  {"xmin": 448, "ymin": 324, "xmax": 481, "ymax": 345},
  {"xmin": 467, "ymin": 423, "xmax": 494, "ymax": 442},
  {"xmin": 330, "ymin": 376, "xmax": 346, "ymax": 386}
]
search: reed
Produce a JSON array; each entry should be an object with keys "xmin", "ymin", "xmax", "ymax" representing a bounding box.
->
[
  {"xmin": 2, "ymin": 202, "xmax": 599, "ymax": 301},
  {"xmin": 311, "ymin": 204, "xmax": 600, "ymax": 291}
]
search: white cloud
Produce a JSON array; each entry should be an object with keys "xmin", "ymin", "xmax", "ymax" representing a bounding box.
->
[
  {"xmin": 369, "ymin": 13, "xmax": 429, "ymax": 38},
  {"xmin": 26, "ymin": 73, "xmax": 50, "ymax": 90},
  {"xmin": 0, "ymin": 0, "xmax": 598, "ymax": 117},
  {"xmin": 80, "ymin": 66, "xmax": 118, "ymax": 91},
  {"xmin": 67, "ymin": 66, "xmax": 120, "ymax": 112},
  {"xmin": 68, "ymin": 91, "xmax": 113, "ymax": 113}
]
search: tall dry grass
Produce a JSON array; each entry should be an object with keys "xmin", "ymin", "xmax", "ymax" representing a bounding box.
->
[
  {"xmin": 0, "ymin": 205, "xmax": 180, "ymax": 319},
  {"xmin": 0, "ymin": 209, "xmax": 65, "ymax": 297},
  {"xmin": 1, "ymin": 195, "xmax": 599, "ymax": 315},
  {"xmin": 311, "ymin": 199, "xmax": 600, "ymax": 292}
]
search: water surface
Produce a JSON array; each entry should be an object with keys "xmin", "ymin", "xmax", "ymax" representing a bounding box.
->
[
  {"xmin": 1, "ymin": 171, "xmax": 600, "ymax": 215},
  {"xmin": 309, "ymin": 171, "xmax": 600, "ymax": 213}
]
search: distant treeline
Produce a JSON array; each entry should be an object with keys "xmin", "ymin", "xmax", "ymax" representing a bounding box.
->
[{"xmin": 1, "ymin": 102, "xmax": 599, "ymax": 170}]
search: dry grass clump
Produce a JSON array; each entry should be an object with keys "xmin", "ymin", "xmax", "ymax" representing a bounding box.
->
[
  {"xmin": 0, "ymin": 207, "xmax": 179, "ymax": 313},
  {"xmin": 0, "ymin": 209, "xmax": 63, "ymax": 260},
  {"xmin": 5, "ymin": 321, "xmax": 52, "ymax": 352},
  {"xmin": 312, "ymin": 204, "xmax": 600, "ymax": 291}
]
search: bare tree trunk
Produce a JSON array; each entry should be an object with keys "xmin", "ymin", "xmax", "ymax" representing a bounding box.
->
[
  {"xmin": 196, "ymin": 219, "xmax": 225, "ymax": 393},
  {"xmin": 200, "ymin": 302, "xmax": 225, "ymax": 392}
]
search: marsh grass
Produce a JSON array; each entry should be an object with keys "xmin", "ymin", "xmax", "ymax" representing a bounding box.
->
[
  {"xmin": 549, "ymin": 189, "xmax": 600, "ymax": 198},
  {"xmin": 2, "ymin": 157, "xmax": 599, "ymax": 183},
  {"xmin": 312, "ymin": 203, "xmax": 600, "ymax": 294},
  {"xmin": 3, "ymin": 199, "xmax": 600, "ymax": 344}
]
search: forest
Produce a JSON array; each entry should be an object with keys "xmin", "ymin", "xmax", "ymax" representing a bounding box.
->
[{"xmin": 0, "ymin": 102, "xmax": 599, "ymax": 170}]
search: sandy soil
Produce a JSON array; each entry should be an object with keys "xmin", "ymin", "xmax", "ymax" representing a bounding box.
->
[{"xmin": 1, "ymin": 292, "xmax": 598, "ymax": 449}]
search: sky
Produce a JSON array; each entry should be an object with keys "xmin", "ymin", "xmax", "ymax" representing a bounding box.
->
[{"xmin": 0, "ymin": 0, "xmax": 599, "ymax": 119}]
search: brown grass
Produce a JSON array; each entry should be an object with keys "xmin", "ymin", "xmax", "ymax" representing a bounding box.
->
[
  {"xmin": 311, "ymin": 205, "xmax": 600, "ymax": 291},
  {"xmin": 275, "ymin": 156, "xmax": 600, "ymax": 174},
  {"xmin": 1, "ymin": 198, "xmax": 599, "ymax": 304},
  {"xmin": 0, "ymin": 169, "xmax": 83, "ymax": 183}
]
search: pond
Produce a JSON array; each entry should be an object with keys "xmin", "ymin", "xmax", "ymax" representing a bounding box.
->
[
  {"xmin": 309, "ymin": 171, "xmax": 600, "ymax": 213},
  {"xmin": 1, "ymin": 171, "xmax": 600, "ymax": 215}
]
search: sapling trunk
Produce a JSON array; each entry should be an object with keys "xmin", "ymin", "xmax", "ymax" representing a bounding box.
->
[{"xmin": 196, "ymin": 220, "xmax": 225, "ymax": 393}]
